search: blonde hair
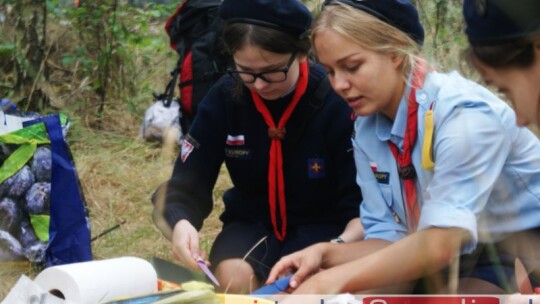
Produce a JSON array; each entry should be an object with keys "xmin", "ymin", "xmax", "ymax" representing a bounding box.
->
[{"xmin": 312, "ymin": 2, "xmax": 423, "ymax": 81}]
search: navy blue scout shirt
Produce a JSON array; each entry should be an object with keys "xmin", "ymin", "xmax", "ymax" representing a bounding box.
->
[{"xmin": 163, "ymin": 64, "xmax": 361, "ymax": 231}]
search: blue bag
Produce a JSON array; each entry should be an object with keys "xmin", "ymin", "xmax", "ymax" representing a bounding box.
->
[{"xmin": 0, "ymin": 114, "xmax": 92, "ymax": 267}]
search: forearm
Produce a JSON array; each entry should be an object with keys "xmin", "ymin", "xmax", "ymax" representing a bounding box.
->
[
  {"xmin": 163, "ymin": 188, "xmax": 211, "ymax": 230},
  {"xmin": 338, "ymin": 227, "xmax": 467, "ymax": 292},
  {"xmin": 322, "ymin": 238, "xmax": 391, "ymax": 268},
  {"xmin": 164, "ymin": 167, "xmax": 218, "ymax": 230},
  {"xmin": 336, "ymin": 218, "xmax": 364, "ymax": 243}
]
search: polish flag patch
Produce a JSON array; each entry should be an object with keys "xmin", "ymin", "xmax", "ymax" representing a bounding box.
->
[
  {"xmin": 226, "ymin": 134, "xmax": 245, "ymax": 146},
  {"xmin": 180, "ymin": 139, "xmax": 194, "ymax": 162},
  {"xmin": 370, "ymin": 162, "xmax": 378, "ymax": 172}
]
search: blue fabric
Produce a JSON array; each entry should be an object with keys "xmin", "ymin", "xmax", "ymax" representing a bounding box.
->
[
  {"xmin": 354, "ymin": 70, "xmax": 540, "ymax": 254},
  {"xmin": 208, "ymin": 221, "xmax": 343, "ymax": 281},
  {"xmin": 463, "ymin": 0, "xmax": 540, "ymax": 45},
  {"xmin": 457, "ymin": 227, "xmax": 540, "ymax": 291},
  {"xmin": 163, "ymin": 64, "xmax": 360, "ymax": 231},
  {"xmin": 24, "ymin": 115, "xmax": 92, "ymax": 266},
  {"xmin": 219, "ymin": 0, "xmax": 312, "ymax": 38},
  {"xmin": 251, "ymin": 274, "xmax": 292, "ymax": 295},
  {"xmin": 324, "ymin": 0, "xmax": 425, "ymax": 45}
]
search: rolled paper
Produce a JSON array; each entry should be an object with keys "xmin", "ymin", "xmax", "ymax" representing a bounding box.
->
[{"xmin": 34, "ymin": 256, "xmax": 157, "ymax": 304}]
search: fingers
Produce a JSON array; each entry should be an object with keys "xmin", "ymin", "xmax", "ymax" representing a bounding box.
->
[
  {"xmin": 267, "ymin": 245, "xmax": 326, "ymax": 290},
  {"xmin": 288, "ymin": 263, "xmax": 314, "ymax": 289},
  {"xmin": 267, "ymin": 256, "xmax": 312, "ymax": 289},
  {"xmin": 171, "ymin": 219, "xmax": 200, "ymax": 269},
  {"xmin": 187, "ymin": 234, "xmax": 200, "ymax": 260},
  {"xmin": 267, "ymin": 256, "xmax": 294, "ymax": 284}
]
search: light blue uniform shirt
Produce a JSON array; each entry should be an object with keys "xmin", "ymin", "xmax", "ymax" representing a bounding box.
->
[{"xmin": 354, "ymin": 71, "xmax": 540, "ymax": 253}]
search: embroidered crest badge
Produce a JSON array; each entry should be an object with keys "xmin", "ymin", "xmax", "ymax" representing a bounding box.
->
[{"xmin": 308, "ymin": 158, "xmax": 326, "ymax": 179}]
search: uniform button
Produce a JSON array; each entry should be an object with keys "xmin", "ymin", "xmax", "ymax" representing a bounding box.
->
[{"xmin": 419, "ymin": 93, "xmax": 427, "ymax": 100}]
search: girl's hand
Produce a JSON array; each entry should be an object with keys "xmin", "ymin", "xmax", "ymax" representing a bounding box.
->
[
  {"xmin": 272, "ymin": 272, "xmax": 343, "ymax": 304},
  {"xmin": 267, "ymin": 243, "xmax": 329, "ymax": 290},
  {"xmin": 171, "ymin": 219, "xmax": 204, "ymax": 269}
]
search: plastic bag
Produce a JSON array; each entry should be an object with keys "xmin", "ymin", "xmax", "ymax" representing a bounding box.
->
[
  {"xmin": 140, "ymin": 98, "xmax": 182, "ymax": 145},
  {"xmin": 0, "ymin": 114, "xmax": 92, "ymax": 267}
]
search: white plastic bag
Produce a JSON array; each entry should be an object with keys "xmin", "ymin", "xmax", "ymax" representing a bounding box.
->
[{"xmin": 140, "ymin": 99, "xmax": 182, "ymax": 145}]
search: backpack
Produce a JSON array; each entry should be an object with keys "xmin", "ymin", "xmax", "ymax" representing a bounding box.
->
[{"xmin": 164, "ymin": 0, "xmax": 230, "ymax": 133}]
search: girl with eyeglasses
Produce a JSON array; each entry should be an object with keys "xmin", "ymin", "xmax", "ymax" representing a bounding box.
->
[
  {"xmin": 154, "ymin": 0, "xmax": 363, "ymax": 293},
  {"xmin": 267, "ymin": 0, "xmax": 540, "ymax": 295}
]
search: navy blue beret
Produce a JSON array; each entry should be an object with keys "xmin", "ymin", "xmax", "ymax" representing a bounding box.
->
[
  {"xmin": 463, "ymin": 0, "xmax": 540, "ymax": 45},
  {"xmin": 219, "ymin": 0, "xmax": 312, "ymax": 39},
  {"xmin": 324, "ymin": 0, "xmax": 425, "ymax": 45}
]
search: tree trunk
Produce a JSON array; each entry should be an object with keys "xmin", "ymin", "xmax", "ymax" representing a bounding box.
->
[{"xmin": 10, "ymin": 0, "xmax": 48, "ymax": 110}]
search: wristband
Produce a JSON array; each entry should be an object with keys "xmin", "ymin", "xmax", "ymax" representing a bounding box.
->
[{"xmin": 330, "ymin": 236, "xmax": 345, "ymax": 244}]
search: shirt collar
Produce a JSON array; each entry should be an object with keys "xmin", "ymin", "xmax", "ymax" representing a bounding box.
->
[
  {"xmin": 389, "ymin": 96, "xmax": 410, "ymax": 151},
  {"xmin": 375, "ymin": 112, "xmax": 393, "ymax": 142},
  {"xmin": 375, "ymin": 83, "xmax": 412, "ymax": 150}
]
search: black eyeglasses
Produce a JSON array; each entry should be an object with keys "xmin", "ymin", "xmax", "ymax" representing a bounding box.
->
[{"xmin": 228, "ymin": 53, "xmax": 297, "ymax": 84}]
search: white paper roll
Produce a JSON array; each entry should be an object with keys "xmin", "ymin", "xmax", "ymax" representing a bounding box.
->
[{"xmin": 34, "ymin": 256, "xmax": 158, "ymax": 304}]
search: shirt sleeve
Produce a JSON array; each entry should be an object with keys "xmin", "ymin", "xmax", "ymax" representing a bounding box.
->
[
  {"xmin": 418, "ymin": 102, "xmax": 512, "ymax": 253},
  {"xmin": 162, "ymin": 83, "xmax": 228, "ymax": 231}
]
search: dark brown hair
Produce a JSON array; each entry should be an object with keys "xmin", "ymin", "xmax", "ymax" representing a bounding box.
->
[
  {"xmin": 223, "ymin": 23, "xmax": 311, "ymax": 56},
  {"xmin": 465, "ymin": 32, "xmax": 540, "ymax": 68},
  {"xmin": 222, "ymin": 23, "xmax": 311, "ymax": 97},
  {"xmin": 466, "ymin": 35, "xmax": 539, "ymax": 69}
]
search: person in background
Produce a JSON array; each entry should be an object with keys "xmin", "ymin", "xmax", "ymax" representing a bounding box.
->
[
  {"xmin": 463, "ymin": 0, "xmax": 540, "ymax": 128},
  {"xmin": 153, "ymin": 0, "xmax": 363, "ymax": 294},
  {"xmin": 267, "ymin": 0, "xmax": 540, "ymax": 295}
]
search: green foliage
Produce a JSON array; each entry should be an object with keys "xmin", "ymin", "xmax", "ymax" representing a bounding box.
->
[
  {"xmin": 0, "ymin": 44, "xmax": 15, "ymax": 58},
  {"xmin": 416, "ymin": 0, "xmax": 468, "ymax": 70},
  {"xmin": 4, "ymin": 0, "xmax": 468, "ymax": 117},
  {"xmin": 45, "ymin": 0, "xmax": 176, "ymax": 116},
  {"xmin": 0, "ymin": 43, "xmax": 15, "ymax": 96}
]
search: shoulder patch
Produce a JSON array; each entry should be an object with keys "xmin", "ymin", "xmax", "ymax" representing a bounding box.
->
[
  {"xmin": 184, "ymin": 134, "xmax": 200, "ymax": 148},
  {"xmin": 180, "ymin": 134, "xmax": 199, "ymax": 162}
]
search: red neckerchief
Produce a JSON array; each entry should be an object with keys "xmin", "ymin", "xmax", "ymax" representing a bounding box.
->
[
  {"xmin": 250, "ymin": 60, "xmax": 308, "ymax": 241},
  {"xmin": 387, "ymin": 60, "xmax": 427, "ymax": 232}
]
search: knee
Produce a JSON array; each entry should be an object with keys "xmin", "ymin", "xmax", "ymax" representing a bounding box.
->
[{"xmin": 214, "ymin": 259, "xmax": 261, "ymax": 294}]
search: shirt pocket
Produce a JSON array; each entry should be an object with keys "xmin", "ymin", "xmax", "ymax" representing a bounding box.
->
[
  {"xmin": 379, "ymin": 183, "xmax": 404, "ymax": 225},
  {"xmin": 379, "ymin": 183, "xmax": 394, "ymax": 210}
]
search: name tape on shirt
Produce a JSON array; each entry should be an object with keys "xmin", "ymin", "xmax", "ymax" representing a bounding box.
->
[
  {"xmin": 370, "ymin": 162, "xmax": 389, "ymax": 184},
  {"xmin": 225, "ymin": 148, "xmax": 251, "ymax": 159}
]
